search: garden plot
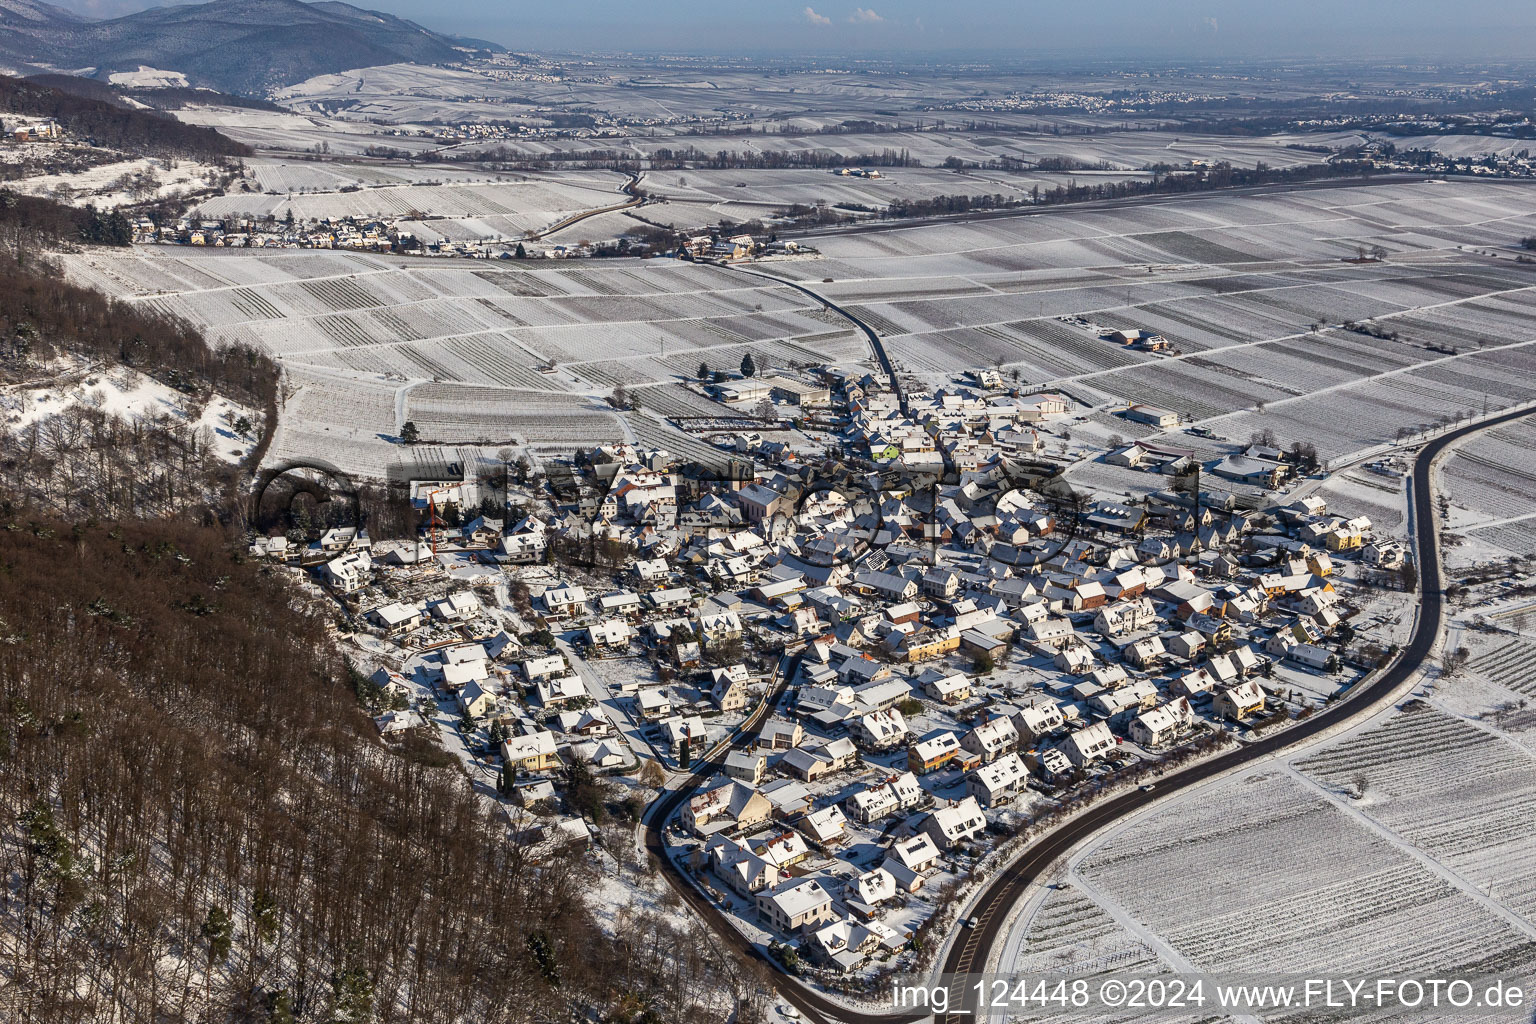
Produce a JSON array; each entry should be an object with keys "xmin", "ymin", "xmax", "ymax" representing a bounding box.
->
[
  {"xmin": 1071, "ymin": 772, "xmax": 1536, "ymax": 983},
  {"xmin": 1295, "ymin": 705, "xmax": 1536, "ymax": 924}
]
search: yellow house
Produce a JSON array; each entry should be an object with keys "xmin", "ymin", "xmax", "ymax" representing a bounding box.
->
[
  {"xmin": 501, "ymin": 731, "xmax": 560, "ymax": 772},
  {"xmin": 1326, "ymin": 530, "xmax": 1364, "ymax": 552},
  {"xmin": 1306, "ymin": 552, "xmax": 1334, "ymax": 577},
  {"xmin": 893, "ymin": 627, "xmax": 962, "ymax": 663},
  {"xmin": 907, "ymin": 733, "xmax": 960, "ymax": 775}
]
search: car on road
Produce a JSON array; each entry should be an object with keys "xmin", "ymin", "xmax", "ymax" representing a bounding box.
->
[
  {"xmin": 1139, "ymin": 782, "xmax": 1157, "ymax": 792},
  {"xmin": 960, "ymin": 917, "xmax": 977, "ymax": 928}
]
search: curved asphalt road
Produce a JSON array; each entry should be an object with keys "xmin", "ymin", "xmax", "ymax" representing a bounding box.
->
[
  {"xmin": 644, "ymin": 405, "xmax": 1531, "ymax": 1024},
  {"xmin": 721, "ymin": 263, "xmax": 907, "ymax": 416}
]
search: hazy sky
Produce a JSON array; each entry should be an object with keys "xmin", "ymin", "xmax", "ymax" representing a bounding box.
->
[{"xmin": 55, "ymin": 0, "xmax": 1536, "ymax": 59}]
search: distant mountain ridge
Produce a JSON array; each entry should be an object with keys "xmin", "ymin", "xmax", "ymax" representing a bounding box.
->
[{"xmin": 0, "ymin": 0, "xmax": 486, "ymax": 96}]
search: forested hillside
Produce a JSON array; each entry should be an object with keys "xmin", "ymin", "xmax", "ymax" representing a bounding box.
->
[
  {"xmin": 0, "ymin": 190, "xmax": 280, "ymax": 518},
  {"xmin": 0, "ymin": 518, "xmax": 586, "ymax": 1021},
  {"xmin": 0, "ymin": 74, "xmax": 251, "ymax": 160}
]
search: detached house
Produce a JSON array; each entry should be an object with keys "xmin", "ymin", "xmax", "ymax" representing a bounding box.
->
[
  {"xmin": 711, "ymin": 666, "xmax": 751, "ymax": 711},
  {"xmin": 1128, "ymin": 698, "xmax": 1195, "ymax": 746},
  {"xmin": 907, "ymin": 731, "xmax": 961, "ymax": 774},
  {"xmin": 501, "ymin": 730, "xmax": 560, "ymax": 772},
  {"xmin": 543, "ymin": 584, "xmax": 587, "ymax": 616},
  {"xmin": 1013, "ymin": 703, "xmax": 1065, "ymax": 744},
  {"xmin": 683, "ymin": 779, "xmax": 772, "ymax": 836},
  {"xmin": 851, "ymin": 709, "xmax": 909, "ymax": 750},
  {"xmin": 961, "ymin": 716, "xmax": 1019, "ymax": 762},
  {"xmin": 757, "ymin": 878, "xmax": 836, "ymax": 935},
  {"xmin": 966, "ymin": 752, "xmax": 1029, "ymax": 807},
  {"xmin": 1060, "ymin": 720, "xmax": 1116, "ymax": 767},
  {"xmin": 1214, "ymin": 679, "xmax": 1266, "ymax": 721},
  {"xmin": 921, "ymin": 796, "xmax": 987, "ymax": 850}
]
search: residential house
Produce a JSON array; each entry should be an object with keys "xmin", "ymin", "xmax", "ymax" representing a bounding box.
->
[
  {"xmin": 921, "ymin": 796, "xmax": 987, "ymax": 850},
  {"xmin": 585, "ymin": 618, "xmax": 635, "ymax": 649},
  {"xmin": 1013, "ymin": 703, "xmax": 1065, "ymax": 744},
  {"xmin": 683, "ymin": 779, "xmax": 772, "ymax": 836},
  {"xmin": 543, "ymin": 584, "xmax": 587, "ymax": 616},
  {"xmin": 920, "ymin": 671, "xmax": 973, "ymax": 704},
  {"xmin": 846, "ymin": 771, "xmax": 924, "ymax": 823},
  {"xmin": 1213, "ymin": 680, "xmax": 1267, "ymax": 721},
  {"xmin": 706, "ymin": 835, "xmax": 778, "ymax": 896},
  {"xmin": 536, "ymin": 674, "xmax": 586, "ymax": 708},
  {"xmin": 711, "ymin": 665, "xmax": 751, "ymax": 711},
  {"xmin": 723, "ymin": 750, "xmax": 768, "ymax": 785},
  {"xmin": 369, "ymin": 601, "xmax": 422, "ymax": 636},
  {"xmin": 320, "ymin": 550, "xmax": 371, "ymax": 593},
  {"xmin": 965, "ymin": 752, "xmax": 1029, "ymax": 807},
  {"xmin": 1128, "ymin": 698, "xmax": 1195, "ymax": 746},
  {"xmin": 659, "ymin": 714, "xmax": 708, "ymax": 757},
  {"xmin": 1125, "ymin": 635, "xmax": 1167, "ymax": 669},
  {"xmin": 637, "ymin": 688, "xmax": 673, "ymax": 720},
  {"xmin": 1060, "ymin": 720, "xmax": 1116, "ymax": 767},
  {"xmin": 800, "ymin": 804, "xmax": 849, "ymax": 846},
  {"xmin": 851, "ymin": 709, "xmax": 909, "ymax": 750},
  {"xmin": 522, "ymin": 654, "xmax": 566, "ymax": 684},
  {"xmin": 501, "ymin": 730, "xmax": 560, "ymax": 772},
  {"xmin": 756, "ymin": 878, "xmax": 836, "ymax": 935},
  {"xmin": 961, "ymin": 717, "xmax": 1019, "ymax": 762},
  {"xmin": 757, "ymin": 718, "xmax": 804, "ymax": 751},
  {"xmin": 886, "ymin": 833, "xmax": 941, "ymax": 875},
  {"xmin": 907, "ymin": 732, "xmax": 961, "ymax": 774}
]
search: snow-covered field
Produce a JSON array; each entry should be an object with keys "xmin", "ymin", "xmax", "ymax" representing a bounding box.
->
[
  {"xmin": 200, "ymin": 165, "xmax": 630, "ymax": 242},
  {"xmin": 60, "ymin": 179, "xmax": 1536, "ymax": 480},
  {"xmin": 1439, "ymin": 418, "xmax": 1536, "ymax": 565},
  {"xmin": 999, "ymin": 582, "xmax": 1536, "ymax": 1023},
  {"xmin": 758, "ymin": 179, "xmax": 1536, "ymax": 458},
  {"xmin": 59, "ymin": 245, "xmax": 868, "ymax": 474}
]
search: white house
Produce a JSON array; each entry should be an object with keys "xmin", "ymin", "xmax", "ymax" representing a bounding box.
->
[
  {"xmin": 757, "ymin": 878, "xmax": 836, "ymax": 935},
  {"xmin": 1128, "ymin": 698, "xmax": 1194, "ymax": 746},
  {"xmin": 960, "ymin": 717, "xmax": 1019, "ymax": 762},
  {"xmin": 921, "ymin": 796, "xmax": 987, "ymax": 850},
  {"xmin": 965, "ymin": 752, "xmax": 1029, "ymax": 807},
  {"xmin": 543, "ymin": 584, "xmax": 587, "ymax": 616},
  {"xmin": 1060, "ymin": 720, "xmax": 1116, "ymax": 767}
]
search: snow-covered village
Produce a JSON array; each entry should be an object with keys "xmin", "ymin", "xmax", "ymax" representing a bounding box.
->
[{"xmin": 251, "ymin": 352, "xmax": 1427, "ymax": 1000}]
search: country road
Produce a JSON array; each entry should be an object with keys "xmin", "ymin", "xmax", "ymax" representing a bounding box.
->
[
  {"xmin": 527, "ymin": 172, "xmax": 645, "ymax": 241},
  {"xmin": 719, "ymin": 263, "xmax": 908, "ymax": 414},
  {"xmin": 641, "ymin": 403, "xmax": 1533, "ymax": 1024}
]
